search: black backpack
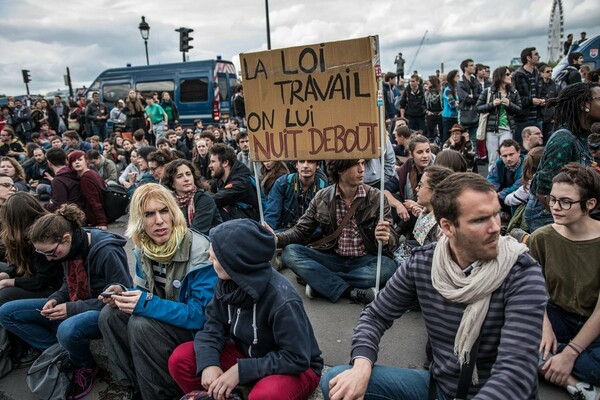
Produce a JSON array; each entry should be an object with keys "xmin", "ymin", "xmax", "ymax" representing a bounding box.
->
[{"xmin": 103, "ymin": 184, "xmax": 129, "ymax": 223}]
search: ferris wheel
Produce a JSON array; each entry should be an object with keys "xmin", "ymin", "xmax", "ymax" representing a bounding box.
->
[{"xmin": 547, "ymin": 0, "xmax": 564, "ymax": 62}]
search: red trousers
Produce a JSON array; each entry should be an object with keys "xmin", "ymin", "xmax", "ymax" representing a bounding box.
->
[{"xmin": 168, "ymin": 341, "xmax": 320, "ymax": 400}]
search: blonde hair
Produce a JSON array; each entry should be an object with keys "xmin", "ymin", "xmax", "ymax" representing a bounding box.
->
[{"xmin": 126, "ymin": 183, "xmax": 187, "ymax": 247}]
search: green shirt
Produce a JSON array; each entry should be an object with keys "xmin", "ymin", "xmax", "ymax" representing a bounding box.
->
[
  {"xmin": 497, "ymin": 104, "xmax": 509, "ymax": 129},
  {"xmin": 529, "ymin": 224, "xmax": 600, "ymax": 317},
  {"xmin": 145, "ymin": 104, "xmax": 166, "ymax": 124}
]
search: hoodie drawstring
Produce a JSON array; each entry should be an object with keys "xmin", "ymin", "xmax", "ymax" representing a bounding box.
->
[
  {"xmin": 227, "ymin": 305, "xmax": 232, "ymax": 324},
  {"xmin": 252, "ymin": 303, "xmax": 258, "ymax": 345}
]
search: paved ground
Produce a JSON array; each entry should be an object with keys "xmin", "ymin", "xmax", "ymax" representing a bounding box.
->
[{"xmin": 0, "ymin": 216, "xmax": 570, "ymax": 400}]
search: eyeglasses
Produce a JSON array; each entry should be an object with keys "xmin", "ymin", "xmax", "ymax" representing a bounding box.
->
[
  {"xmin": 35, "ymin": 241, "xmax": 61, "ymax": 257},
  {"xmin": 416, "ymin": 182, "xmax": 432, "ymax": 190},
  {"xmin": 591, "ymin": 96, "xmax": 600, "ymax": 101},
  {"xmin": 149, "ymin": 165, "xmax": 162, "ymax": 172},
  {"xmin": 546, "ymin": 195, "xmax": 588, "ymax": 210},
  {"xmin": 0, "ymin": 182, "xmax": 15, "ymax": 189}
]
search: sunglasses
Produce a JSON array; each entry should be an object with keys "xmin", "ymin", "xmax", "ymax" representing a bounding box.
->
[
  {"xmin": 35, "ymin": 241, "xmax": 61, "ymax": 257},
  {"xmin": 589, "ymin": 143, "xmax": 600, "ymax": 150}
]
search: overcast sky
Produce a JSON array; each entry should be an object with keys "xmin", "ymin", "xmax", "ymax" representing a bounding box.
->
[{"xmin": 0, "ymin": 0, "xmax": 596, "ymax": 96}]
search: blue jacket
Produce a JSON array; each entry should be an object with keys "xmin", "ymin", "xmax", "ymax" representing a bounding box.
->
[
  {"xmin": 487, "ymin": 154, "xmax": 525, "ymax": 201},
  {"xmin": 131, "ymin": 229, "xmax": 217, "ymax": 330},
  {"xmin": 264, "ymin": 173, "xmax": 327, "ymax": 230},
  {"xmin": 442, "ymin": 86, "xmax": 458, "ymax": 118}
]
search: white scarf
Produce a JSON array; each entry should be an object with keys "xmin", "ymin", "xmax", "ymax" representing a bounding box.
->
[{"xmin": 431, "ymin": 235, "xmax": 528, "ymax": 383}]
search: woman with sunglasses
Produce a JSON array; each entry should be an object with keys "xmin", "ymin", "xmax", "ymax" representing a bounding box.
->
[
  {"xmin": 0, "ymin": 203, "xmax": 131, "ymax": 399},
  {"xmin": 525, "ymin": 82, "xmax": 600, "ymax": 232},
  {"xmin": 476, "ymin": 66, "xmax": 523, "ymax": 170},
  {"xmin": 0, "ymin": 193, "xmax": 62, "ymax": 377},
  {"xmin": 529, "ymin": 163, "xmax": 600, "ymax": 399}
]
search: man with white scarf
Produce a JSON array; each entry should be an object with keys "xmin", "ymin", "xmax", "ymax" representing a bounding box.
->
[{"xmin": 322, "ymin": 172, "xmax": 548, "ymax": 400}]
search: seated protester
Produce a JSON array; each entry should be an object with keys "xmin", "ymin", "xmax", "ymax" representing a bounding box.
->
[
  {"xmin": 505, "ymin": 146, "xmax": 544, "ymax": 209},
  {"xmin": 384, "ymin": 135, "xmax": 434, "ymax": 235},
  {"xmin": 442, "ymin": 124, "xmax": 475, "ymax": 170},
  {"xmin": 87, "ymin": 150, "xmax": 118, "ymax": 185},
  {"xmin": 98, "ymin": 183, "xmax": 217, "ymax": 400},
  {"xmin": 0, "ymin": 156, "xmax": 29, "ymax": 192},
  {"xmin": 44, "ymin": 147, "xmax": 83, "ymax": 213},
  {"xmin": 28, "ymin": 147, "xmax": 53, "ymax": 199},
  {"xmin": 0, "ymin": 204, "xmax": 131, "ymax": 398},
  {"xmin": 49, "ymin": 135, "xmax": 64, "ymax": 149},
  {"xmin": 209, "ymin": 143, "xmax": 260, "ymax": 222},
  {"xmin": 62, "ymin": 130, "xmax": 92, "ymax": 152},
  {"xmin": 180, "ymin": 127, "xmax": 195, "ymax": 160},
  {"xmin": 38, "ymin": 121, "xmax": 56, "ymax": 142},
  {"xmin": 393, "ymin": 125, "xmax": 412, "ymax": 158},
  {"xmin": 169, "ymin": 219, "xmax": 324, "ymax": 400},
  {"xmin": 521, "ymin": 126, "xmax": 544, "ymax": 154},
  {"xmin": 486, "ymin": 139, "xmax": 525, "ymax": 212},
  {"xmin": 193, "ymin": 139, "xmax": 211, "ymax": 181},
  {"xmin": 199, "ymin": 130, "xmax": 215, "ymax": 149},
  {"xmin": 264, "ymin": 160, "xmax": 328, "ymax": 231},
  {"xmin": 0, "ymin": 193, "xmax": 63, "ymax": 377},
  {"xmin": 393, "ymin": 166, "xmax": 453, "ymax": 265},
  {"xmin": 161, "ymin": 159, "xmax": 222, "ymax": 235},
  {"xmin": 235, "ymin": 131, "xmax": 254, "ymax": 174},
  {"xmin": 363, "ymin": 137, "xmax": 397, "ymax": 187},
  {"xmin": 0, "ymin": 174, "xmax": 16, "ymax": 207},
  {"xmin": 588, "ymin": 132, "xmax": 600, "ymax": 164},
  {"xmin": 277, "ymin": 159, "xmax": 398, "ymax": 305},
  {"xmin": 434, "ymin": 149, "xmax": 468, "ymax": 172},
  {"xmin": 68, "ymin": 151, "xmax": 108, "ymax": 230},
  {"xmin": 132, "ymin": 128, "xmax": 149, "ymax": 149},
  {"xmin": 167, "ymin": 129, "xmax": 189, "ymax": 159},
  {"xmin": 0, "ymin": 128, "xmax": 26, "ymax": 161},
  {"xmin": 119, "ymin": 148, "xmax": 140, "ymax": 189},
  {"xmin": 260, "ymin": 160, "xmax": 289, "ymax": 198},
  {"xmin": 126, "ymin": 146, "xmax": 157, "ymax": 198},
  {"xmin": 529, "ymin": 164, "xmax": 600, "ymax": 399},
  {"xmin": 321, "ymin": 173, "xmax": 547, "ymax": 400},
  {"xmin": 147, "ymin": 149, "xmax": 176, "ymax": 182},
  {"xmin": 102, "ymin": 138, "xmax": 127, "ymax": 172}
]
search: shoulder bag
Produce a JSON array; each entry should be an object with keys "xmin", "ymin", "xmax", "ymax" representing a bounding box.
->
[{"xmin": 476, "ymin": 88, "xmax": 492, "ymax": 140}]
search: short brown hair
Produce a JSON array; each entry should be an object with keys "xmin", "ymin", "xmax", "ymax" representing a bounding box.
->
[{"xmin": 430, "ymin": 172, "xmax": 495, "ymax": 225}]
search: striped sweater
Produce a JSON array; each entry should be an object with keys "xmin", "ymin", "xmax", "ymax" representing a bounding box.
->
[{"xmin": 351, "ymin": 243, "xmax": 547, "ymax": 399}]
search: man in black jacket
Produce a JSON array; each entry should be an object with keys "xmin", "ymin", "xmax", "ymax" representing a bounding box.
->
[
  {"xmin": 513, "ymin": 47, "xmax": 544, "ymax": 146},
  {"xmin": 209, "ymin": 143, "xmax": 259, "ymax": 221},
  {"xmin": 457, "ymin": 59, "xmax": 482, "ymax": 154},
  {"xmin": 399, "ymin": 74, "xmax": 426, "ymax": 132}
]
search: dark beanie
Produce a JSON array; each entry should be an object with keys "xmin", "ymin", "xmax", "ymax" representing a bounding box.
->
[{"xmin": 209, "ymin": 219, "xmax": 275, "ymax": 300}]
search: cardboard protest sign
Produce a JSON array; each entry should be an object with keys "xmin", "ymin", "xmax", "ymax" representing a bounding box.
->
[{"xmin": 240, "ymin": 36, "xmax": 380, "ymax": 161}]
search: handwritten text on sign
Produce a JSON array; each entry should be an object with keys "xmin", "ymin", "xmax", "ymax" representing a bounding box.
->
[{"xmin": 240, "ymin": 37, "xmax": 380, "ymax": 161}]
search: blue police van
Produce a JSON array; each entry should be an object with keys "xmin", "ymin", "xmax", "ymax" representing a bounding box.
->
[
  {"xmin": 553, "ymin": 34, "xmax": 599, "ymax": 80},
  {"xmin": 85, "ymin": 59, "xmax": 238, "ymax": 126}
]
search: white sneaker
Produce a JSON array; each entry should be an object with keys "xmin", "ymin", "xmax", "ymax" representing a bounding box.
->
[
  {"xmin": 567, "ymin": 382, "xmax": 600, "ymax": 400},
  {"xmin": 305, "ymin": 284, "xmax": 315, "ymax": 299}
]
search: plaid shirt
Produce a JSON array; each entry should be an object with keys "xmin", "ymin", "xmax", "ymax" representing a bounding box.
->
[{"xmin": 335, "ymin": 184, "xmax": 367, "ymax": 257}]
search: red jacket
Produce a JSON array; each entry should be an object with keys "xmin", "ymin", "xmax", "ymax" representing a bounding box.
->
[{"xmin": 80, "ymin": 170, "xmax": 107, "ymax": 226}]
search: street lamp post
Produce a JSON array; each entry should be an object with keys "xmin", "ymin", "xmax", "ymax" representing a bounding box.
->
[
  {"xmin": 138, "ymin": 16, "xmax": 150, "ymax": 66},
  {"xmin": 265, "ymin": 0, "xmax": 271, "ymax": 50}
]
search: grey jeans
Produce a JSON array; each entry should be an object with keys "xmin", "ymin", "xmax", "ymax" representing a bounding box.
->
[{"xmin": 98, "ymin": 306, "xmax": 194, "ymax": 400}]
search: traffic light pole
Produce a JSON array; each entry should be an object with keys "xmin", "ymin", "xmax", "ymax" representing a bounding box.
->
[
  {"xmin": 176, "ymin": 27, "xmax": 194, "ymax": 63},
  {"xmin": 25, "ymin": 82, "xmax": 30, "ymax": 95}
]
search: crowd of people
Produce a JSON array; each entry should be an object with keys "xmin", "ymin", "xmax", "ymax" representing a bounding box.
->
[{"xmin": 0, "ymin": 44, "xmax": 598, "ymax": 400}]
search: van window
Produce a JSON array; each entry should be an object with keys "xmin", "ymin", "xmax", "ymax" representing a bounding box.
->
[
  {"xmin": 180, "ymin": 78, "xmax": 209, "ymax": 103},
  {"xmin": 136, "ymin": 81, "xmax": 175, "ymax": 100},
  {"xmin": 103, "ymin": 83, "xmax": 131, "ymax": 103}
]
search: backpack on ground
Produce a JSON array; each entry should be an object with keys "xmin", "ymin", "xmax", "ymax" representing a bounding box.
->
[
  {"xmin": 26, "ymin": 343, "xmax": 74, "ymax": 400},
  {"xmin": 104, "ymin": 184, "xmax": 129, "ymax": 223}
]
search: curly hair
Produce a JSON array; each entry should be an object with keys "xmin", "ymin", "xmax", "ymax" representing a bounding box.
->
[{"xmin": 161, "ymin": 159, "xmax": 207, "ymax": 192}]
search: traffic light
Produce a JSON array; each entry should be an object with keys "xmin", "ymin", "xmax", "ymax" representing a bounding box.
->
[
  {"xmin": 176, "ymin": 28, "xmax": 194, "ymax": 53},
  {"xmin": 22, "ymin": 69, "xmax": 31, "ymax": 83}
]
